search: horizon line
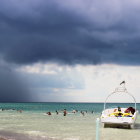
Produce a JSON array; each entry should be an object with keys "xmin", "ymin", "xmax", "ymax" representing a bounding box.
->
[{"xmin": 0, "ymin": 101, "xmax": 139, "ymax": 104}]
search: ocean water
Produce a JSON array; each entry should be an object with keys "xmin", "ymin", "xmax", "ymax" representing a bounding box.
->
[{"xmin": 0, "ymin": 103, "xmax": 139, "ymax": 140}]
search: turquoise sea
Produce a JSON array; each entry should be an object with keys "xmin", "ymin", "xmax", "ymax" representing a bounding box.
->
[{"xmin": 0, "ymin": 103, "xmax": 140, "ymax": 140}]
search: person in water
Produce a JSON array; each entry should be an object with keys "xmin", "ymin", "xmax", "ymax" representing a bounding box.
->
[
  {"xmin": 81, "ymin": 111, "xmax": 85, "ymax": 116},
  {"xmin": 47, "ymin": 112, "xmax": 51, "ymax": 115},
  {"xmin": 63, "ymin": 109, "xmax": 67, "ymax": 116},
  {"xmin": 56, "ymin": 110, "xmax": 59, "ymax": 115}
]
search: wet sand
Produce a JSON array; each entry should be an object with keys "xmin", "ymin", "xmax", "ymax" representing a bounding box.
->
[
  {"xmin": 0, "ymin": 138, "xmax": 7, "ymax": 140},
  {"xmin": 0, "ymin": 131, "xmax": 51, "ymax": 140}
]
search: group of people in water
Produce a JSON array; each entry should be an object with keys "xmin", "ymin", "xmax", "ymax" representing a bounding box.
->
[
  {"xmin": 46, "ymin": 109, "xmax": 94, "ymax": 116},
  {"xmin": 1, "ymin": 108, "xmax": 23, "ymax": 113},
  {"xmin": 1, "ymin": 108, "xmax": 94, "ymax": 116}
]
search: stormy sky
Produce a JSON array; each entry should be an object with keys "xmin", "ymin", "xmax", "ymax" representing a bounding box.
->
[{"xmin": 0, "ymin": 0, "xmax": 140, "ymax": 102}]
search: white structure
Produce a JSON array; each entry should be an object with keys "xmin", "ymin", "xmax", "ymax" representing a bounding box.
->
[{"xmin": 101, "ymin": 82, "xmax": 138, "ymax": 129}]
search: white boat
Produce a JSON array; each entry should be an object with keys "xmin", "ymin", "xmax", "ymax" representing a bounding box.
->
[{"xmin": 101, "ymin": 82, "xmax": 138, "ymax": 129}]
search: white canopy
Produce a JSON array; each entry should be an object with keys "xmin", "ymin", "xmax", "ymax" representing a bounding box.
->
[{"xmin": 104, "ymin": 84, "xmax": 136, "ymax": 110}]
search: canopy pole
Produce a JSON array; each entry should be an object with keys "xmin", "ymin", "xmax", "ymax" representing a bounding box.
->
[{"xmin": 103, "ymin": 87, "xmax": 136, "ymax": 110}]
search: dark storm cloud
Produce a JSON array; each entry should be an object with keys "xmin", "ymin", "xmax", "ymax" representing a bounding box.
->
[
  {"xmin": 0, "ymin": 0, "xmax": 140, "ymax": 65},
  {"xmin": 0, "ymin": 62, "xmax": 32, "ymax": 102}
]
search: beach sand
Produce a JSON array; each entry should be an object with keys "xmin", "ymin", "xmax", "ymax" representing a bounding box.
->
[
  {"xmin": 0, "ymin": 131, "xmax": 51, "ymax": 140},
  {"xmin": 0, "ymin": 138, "xmax": 7, "ymax": 140}
]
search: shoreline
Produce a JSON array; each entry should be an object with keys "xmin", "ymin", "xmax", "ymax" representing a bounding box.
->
[
  {"xmin": 0, "ymin": 131, "xmax": 51, "ymax": 140},
  {"xmin": 0, "ymin": 138, "xmax": 7, "ymax": 140}
]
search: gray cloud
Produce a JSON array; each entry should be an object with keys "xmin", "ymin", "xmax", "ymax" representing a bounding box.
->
[
  {"xmin": 19, "ymin": 67, "xmax": 85, "ymax": 89},
  {"xmin": 16, "ymin": 66, "xmax": 85, "ymax": 102},
  {"xmin": 0, "ymin": 62, "xmax": 32, "ymax": 102},
  {"xmin": 0, "ymin": 0, "xmax": 140, "ymax": 65}
]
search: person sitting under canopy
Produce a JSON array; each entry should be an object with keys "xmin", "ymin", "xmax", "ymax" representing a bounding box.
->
[{"xmin": 125, "ymin": 107, "xmax": 135, "ymax": 115}]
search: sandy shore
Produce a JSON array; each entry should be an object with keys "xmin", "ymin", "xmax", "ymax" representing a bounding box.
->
[
  {"xmin": 0, "ymin": 131, "xmax": 50, "ymax": 140},
  {"xmin": 0, "ymin": 138, "xmax": 7, "ymax": 140}
]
